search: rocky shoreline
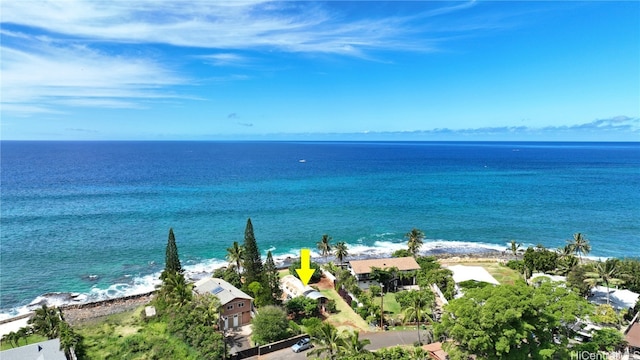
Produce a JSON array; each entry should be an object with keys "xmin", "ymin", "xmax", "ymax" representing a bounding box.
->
[
  {"xmin": 5, "ymin": 250, "xmax": 509, "ymax": 327},
  {"xmin": 61, "ymin": 292, "xmax": 155, "ymax": 326}
]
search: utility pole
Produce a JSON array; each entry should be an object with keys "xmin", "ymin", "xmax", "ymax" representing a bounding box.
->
[{"xmin": 380, "ymin": 283, "xmax": 384, "ymax": 329}]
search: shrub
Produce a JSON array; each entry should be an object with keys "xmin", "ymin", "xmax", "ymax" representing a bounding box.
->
[{"xmin": 289, "ymin": 260, "xmax": 322, "ymax": 283}]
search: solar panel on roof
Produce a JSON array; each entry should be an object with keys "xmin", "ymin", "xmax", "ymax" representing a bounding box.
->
[{"xmin": 211, "ymin": 286, "xmax": 225, "ymax": 294}]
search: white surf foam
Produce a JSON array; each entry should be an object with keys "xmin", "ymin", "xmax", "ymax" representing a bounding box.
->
[{"xmin": 0, "ymin": 237, "xmax": 506, "ymax": 322}]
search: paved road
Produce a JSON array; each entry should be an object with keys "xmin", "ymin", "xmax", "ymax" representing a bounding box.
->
[{"xmin": 251, "ymin": 330, "xmax": 421, "ymax": 360}]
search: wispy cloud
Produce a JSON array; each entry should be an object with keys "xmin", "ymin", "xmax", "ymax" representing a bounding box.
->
[
  {"xmin": 1, "ymin": 32, "xmax": 186, "ymax": 115},
  {"xmin": 0, "ymin": 0, "xmax": 507, "ymax": 116},
  {"xmin": 1, "ymin": 1, "xmax": 477, "ymax": 55}
]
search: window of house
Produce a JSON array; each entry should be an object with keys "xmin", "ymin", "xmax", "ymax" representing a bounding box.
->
[
  {"xmin": 226, "ymin": 304, "xmax": 234, "ymax": 310},
  {"xmin": 238, "ymin": 302, "xmax": 244, "ymax": 308}
]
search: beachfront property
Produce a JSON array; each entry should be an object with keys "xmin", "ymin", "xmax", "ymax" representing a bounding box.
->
[
  {"xmin": 347, "ymin": 257, "xmax": 420, "ymax": 290},
  {"xmin": 194, "ymin": 277, "xmax": 254, "ymax": 330},
  {"xmin": 280, "ymin": 275, "xmax": 328, "ymax": 306}
]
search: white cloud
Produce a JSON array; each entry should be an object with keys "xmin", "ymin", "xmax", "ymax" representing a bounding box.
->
[
  {"xmin": 1, "ymin": 34, "xmax": 186, "ymax": 115},
  {"xmin": 0, "ymin": 0, "xmax": 489, "ymax": 116},
  {"xmin": 0, "ymin": 1, "xmax": 468, "ymax": 55}
]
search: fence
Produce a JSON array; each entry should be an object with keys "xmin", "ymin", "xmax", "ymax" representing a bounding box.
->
[{"xmin": 229, "ymin": 334, "xmax": 309, "ymax": 359}]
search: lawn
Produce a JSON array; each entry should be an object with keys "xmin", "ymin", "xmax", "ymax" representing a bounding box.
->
[
  {"xmin": 382, "ymin": 292, "xmax": 401, "ymax": 317},
  {"xmin": 320, "ymin": 289, "xmax": 371, "ymax": 332},
  {"xmin": 471, "ymin": 262, "xmax": 522, "ymax": 285},
  {"xmin": 1, "ymin": 334, "xmax": 47, "ymax": 351}
]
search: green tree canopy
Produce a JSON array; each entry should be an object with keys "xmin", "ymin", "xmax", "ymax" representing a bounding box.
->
[
  {"xmin": 523, "ymin": 246, "xmax": 558, "ymax": 274},
  {"xmin": 285, "ymin": 296, "xmax": 319, "ymax": 321},
  {"xmin": 436, "ymin": 280, "xmax": 592, "ymax": 360},
  {"xmin": 251, "ymin": 306, "xmax": 291, "ymax": 344},
  {"xmin": 161, "ymin": 227, "xmax": 183, "ymax": 280},
  {"xmin": 288, "ymin": 259, "xmax": 322, "ymax": 283},
  {"xmin": 242, "ymin": 218, "xmax": 264, "ymax": 286},
  {"xmin": 264, "ymin": 250, "xmax": 282, "ymax": 304},
  {"xmin": 591, "ymin": 328, "xmax": 627, "ymax": 352}
]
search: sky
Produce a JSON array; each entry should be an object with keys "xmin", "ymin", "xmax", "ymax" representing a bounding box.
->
[{"xmin": 1, "ymin": 1, "xmax": 639, "ymax": 141}]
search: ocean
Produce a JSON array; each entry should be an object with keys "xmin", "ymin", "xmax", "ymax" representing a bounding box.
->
[{"xmin": 1, "ymin": 141, "xmax": 639, "ymax": 318}]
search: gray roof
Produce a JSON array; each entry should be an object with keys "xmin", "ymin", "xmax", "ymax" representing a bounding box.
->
[
  {"xmin": 303, "ymin": 290, "xmax": 328, "ymax": 301},
  {"xmin": 0, "ymin": 338, "xmax": 67, "ymax": 360},
  {"xmin": 194, "ymin": 277, "xmax": 253, "ymax": 306}
]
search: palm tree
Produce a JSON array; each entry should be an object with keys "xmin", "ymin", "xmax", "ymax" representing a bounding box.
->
[
  {"xmin": 568, "ymin": 233, "xmax": 591, "ymax": 263},
  {"xmin": 58, "ymin": 321, "xmax": 82, "ymax": 359},
  {"xmin": 226, "ymin": 241, "xmax": 244, "ymax": 276},
  {"xmin": 308, "ymin": 322, "xmax": 341, "ymax": 359},
  {"xmin": 317, "ymin": 234, "xmax": 332, "ymax": 263},
  {"xmin": 28, "ymin": 304, "xmax": 62, "ymax": 339},
  {"xmin": 16, "ymin": 327, "xmax": 31, "ymax": 346},
  {"xmin": 555, "ymin": 255, "xmax": 579, "ymax": 276},
  {"xmin": 160, "ymin": 271, "xmax": 192, "ymax": 308},
  {"xmin": 585, "ymin": 260, "xmax": 625, "ymax": 305},
  {"xmin": 334, "ymin": 242, "xmax": 348, "ymax": 266},
  {"xmin": 2, "ymin": 331, "xmax": 19, "ymax": 348},
  {"xmin": 402, "ymin": 290, "xmax": 434, "ymax": 345},
  {"xmin": 507, "ymin": 240, "xmax": 523, "ymax": 260},
  {"xmin": 405, "ymin": 228, "xmax": 425, "ymax": 258},
  {"xmin": 339, "ymin": 330, "xmax": 371, "ymax": 356}
]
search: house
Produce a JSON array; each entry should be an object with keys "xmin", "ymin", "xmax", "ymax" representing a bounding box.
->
[
  {"xmin": 194, "ymin": 277, "xmax": 253, "ymax": 330},
  {"xmin": 347, "ymin": 257, "xmax": 421, "ymax": 290},
  {"xmin": 280, "ymin": 275, "xmax": 328, "ymax": 305},
  {"xmin": 0, "ymin": 338, "xmax": 68, "ymax": 360},
  {"xmin": 589, "ymin": 286, "xmax": 640, "ymax": 311}
]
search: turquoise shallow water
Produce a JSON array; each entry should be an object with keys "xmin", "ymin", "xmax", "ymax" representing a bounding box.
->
[{"xmin": 1, "ymin": 141, "xmax": 639, "ymax": 317}]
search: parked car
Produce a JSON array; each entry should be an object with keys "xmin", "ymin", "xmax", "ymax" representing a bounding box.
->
[{"xmin": 291, "ymin": 337, "xmax": 312, "ymax": 353}]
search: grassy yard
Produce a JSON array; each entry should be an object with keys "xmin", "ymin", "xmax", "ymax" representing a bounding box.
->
[
  {"xmin": 1, "ymin": 334, "xmax": 47, "ymax": 351},
  {"xmin": 320, "ymin": 289, "xmax": 370, "ymax": 332},
  {"xmin": 471, "ymin": 262, "xmax": 522, "ymax": 285},
  {"xmin": 76, "ymin": 306, "xmax": 200, "ymax": 359},
  {"xmin": 382, "ymin": 292, "xmax": 401, "ymax": 318}
]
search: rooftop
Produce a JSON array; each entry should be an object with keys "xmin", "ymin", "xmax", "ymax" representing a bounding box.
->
[
  {"xmin": 589, "ymin": 286, "xmax": 639, "ymax": 310},
  {"xmin": 626, "ymin": 318, "xmax": 640, "ymax": 348},
  {"xmin": 281, "ymin": 275, "xmax": 327, "ymax": 301},
  {"xmin": 0, "ymin": 338, "xmax": 67, "ymax": 360},
  {"xmin": 348, "ymin": 257, "xmax": 420, "ymax": 275},
  {"xmin": 194, "ymin": 277, "xmax": 252, "ymax": 306}
]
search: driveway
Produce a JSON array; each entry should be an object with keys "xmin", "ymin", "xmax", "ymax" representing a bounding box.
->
[{"xmin": 252, "ymin": 330, "xmax": 421, "ymax": 360}]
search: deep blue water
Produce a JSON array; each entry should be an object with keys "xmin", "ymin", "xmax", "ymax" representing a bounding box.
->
[{"xmin": 1, "ymin": 141, "xmax": 639, "ymax": 317}]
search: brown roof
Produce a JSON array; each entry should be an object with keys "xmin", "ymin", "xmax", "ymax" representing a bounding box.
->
[
  {"xmin": 348, "ymin": 257, "xmax": 420, "ymax": 275},
  {"xmin": 422, "ymin": 342, "xmax": 448, "ymax": 360},
  {"xmin": 626, "ymin": 320, "xmax": 640, "ymax": 348}
]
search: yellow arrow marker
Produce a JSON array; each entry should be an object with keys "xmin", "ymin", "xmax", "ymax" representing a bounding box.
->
[{"xmin": 295, "ymin": 248, "xmax": 315, "ymax": 286}]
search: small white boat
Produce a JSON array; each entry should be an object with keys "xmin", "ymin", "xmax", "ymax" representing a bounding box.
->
[{"xmin": 298, "ymin": 159, "xmax": 306, "ymax": 163}]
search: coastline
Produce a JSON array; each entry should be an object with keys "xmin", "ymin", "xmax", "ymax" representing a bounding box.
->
[{"xmin": 1, "ymin": 248, "xmax": 507, "ymax": 325}]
